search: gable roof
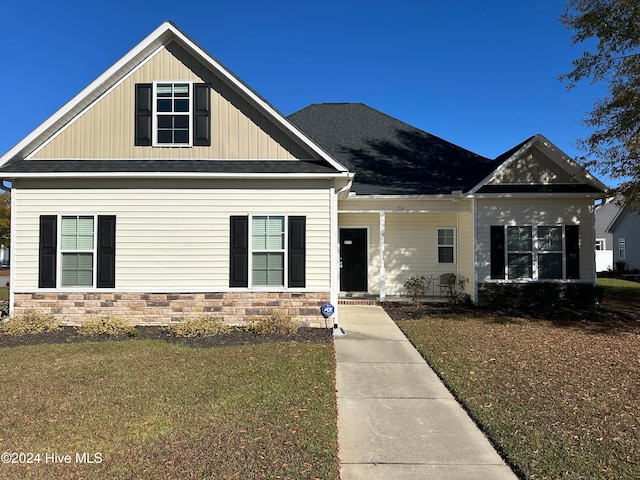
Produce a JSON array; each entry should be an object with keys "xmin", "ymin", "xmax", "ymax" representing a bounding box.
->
[
  {"xmin": 0, "ymin": 21, "xmax": 348, "ymax": 178},
  {"xmin": 288, "ymin": 103, "xmax": 495, "ymax": 195},
  {"xmin": 471, "ymin": 134, "xmax": 607, "ymax": 195}
]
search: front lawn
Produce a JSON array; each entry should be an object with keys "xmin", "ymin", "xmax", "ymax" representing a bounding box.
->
[
  {"xmin": 389, "ymin": 279, "xmax": 640, "ymax": 479},
  {"xmin": 0, "ymin": 339, "xmax": 338, "ymax": 479}
]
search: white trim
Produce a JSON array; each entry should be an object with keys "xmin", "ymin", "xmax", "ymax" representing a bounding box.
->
[
  {"xmin": 436, "ymin": 226, "xmax": 456, "ymax": 264},
  {"xmin": 338, "ymin": 225, "xmax": 370, "ymax": 294},
  {"xmin": 57, "ymin": 214, "xmax": 98, "ymax": 289},
  {"xmin": 248, "ymin": 214, "xmax": 287, "ymax": 288},
  {"xmin": 379, "ymin": 211, "xmax": 386, "ymax": 302},
  {"xmin": 0, "ymin": 22, "xmax": 348, "ymax": 174},
  {"xmin": 330, "ymin": 183, "xmax": 339, "ymax": 325},
  {"xmin": 9, "ymin": 191, "xmax": 15, "ymax": 315},
  {"xmin": 468, "ymin": 134, "xmax": 608, "ymax": 195},
  {"xmin": 152, "ymin": 80, "xmax": 193, "ymax": 147},
  {"xmin": 3, "ymin": 171, "xmax": 352, "ymax": 180}
]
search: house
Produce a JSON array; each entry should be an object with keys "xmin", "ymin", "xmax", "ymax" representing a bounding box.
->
[
  {"xmin": 0, "ymin": 22, "xmax": 607, "ymax": 327},
  {"xmin": 594, "ymin": 196, "xmax": 621, "ymax": 272},
  {"xmin": 606, "ymin": 204, "xmax": 640, "ymax": 271}
]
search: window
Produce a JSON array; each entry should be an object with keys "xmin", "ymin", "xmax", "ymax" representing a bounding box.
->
[
  {"xmin": 251, "ymin": 215, "xmax": 285, "ymax": 286},
  {"xmin": 61, "ymin": 216, "xmax": 95, "ymax": 286},
  {"xmin": 507, "ymin": 226, "xmax": 533, "ymax": 279},
  {"xmin": 155, "ymin": 82, "xmax": 191, "ymax": 145},
  {"xmin": 595, "ymin": 239, "xmax": 605, "ymax": 251},
  {"xmin": 38, "ymin": 215, "xmax": 116, "ymax": 289},
  {"xmin": 135, "ymin": 83, "xmax": 210, "ymax": 147},
  {"xmin": 538, "ymin": 226, "xmax": 563, "ymax": 279},
  {"xmin": 492, "ymin": 225, "xmax": 580, "ymax": 281},
  {"xmin": 619, "ymin": 238, "xmax": 626, "ymax": 260},
  {"xmin": 229, "ymin": 216, "xmax": 306, "ymax": 289},
  {"xmin": 437, "ymin": 228, "xmax": 455, "ymax": 263}
]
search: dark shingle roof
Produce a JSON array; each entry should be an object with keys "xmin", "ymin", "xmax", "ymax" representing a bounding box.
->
[
  {"xmin": 288, "ymin": 103, "xmax": 496, "ymax": 195},
  {"xmin": 0, "ymin": 159, "xmax": 338, "ymax": 175}
]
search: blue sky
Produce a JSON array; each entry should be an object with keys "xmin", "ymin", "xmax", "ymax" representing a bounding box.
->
[{"xmin": 0, "ymin": 0, "xmax": 611, "ymax": 185}]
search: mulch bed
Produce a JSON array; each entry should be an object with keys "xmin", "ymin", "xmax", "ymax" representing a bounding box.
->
[{"xmin": 0, "ymin": 326, "xmax": 333, "ymax": 348}]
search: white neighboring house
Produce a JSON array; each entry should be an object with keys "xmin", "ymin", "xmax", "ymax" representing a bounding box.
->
[{"xmin": 594, "ymin": 197, "xmax": 620, "ymax": 272}]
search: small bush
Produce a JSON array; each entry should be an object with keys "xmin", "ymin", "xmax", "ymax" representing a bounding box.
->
[
  {"xmin": 246, "ymin": 309, "xmax": 299, "ymax": 335},
  {"xmin": 479, "ymin": 283, "xmax": 605, "ymax": 312},
  {"xmin": 404, "ymin": 275, "xmax": 431, "ymax": 304},
  {"xmin": 78, "ymin": 314, "xmax": 138, "ymax": 337},
  {"xmin": 1, "ymin": 310, "xmax": 61, "ymax": 335},
  {"xmin": 163, "ymin": 315, "xmax": 230, "ymax": 337}
]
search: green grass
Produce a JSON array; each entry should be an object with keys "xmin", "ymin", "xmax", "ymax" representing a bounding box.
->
[
  {"xmin": 598, "ymin": 277, "xmax": 640, "ymax": 315},
  {"xmin": 0, "ymin": 340, "xmax": 338, "ymax": 479},
  {"xmin": 395, "ymin": 282, "xmax": 640, "ymax": 479}
]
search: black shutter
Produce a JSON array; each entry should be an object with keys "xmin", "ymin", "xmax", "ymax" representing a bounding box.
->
[
  {"xmin": 135, "ymin": 83, "xmax": 152, "ymax": 146},
  {"xmin": 193, "ymin": 83, "xmax": 211, "ymax": 146},
  {"xmin": 565, "ymin": 225, "xmax": 580, "ymax": 279},
  {"xmin": 490, "ymin": 226, "xmax": 506, "ymax": 279},
  {"xmin": 39, "ymin": 215, "xmax": 57, "ymax": 288},
  {"xmin": 97, "ymin": 215, "xmax": 116, "ymax": 288},
  {"xmin": 288, "ymin": 216, "xmax": 306, "ymax": 288},
  {"xmin": 229, "ymin": 216, "xmax": 248, "ymax": 287}
]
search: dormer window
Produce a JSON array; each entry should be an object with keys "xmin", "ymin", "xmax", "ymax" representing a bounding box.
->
[{"xmin": 135, "ymin": 82, "xmax": 211, "ymax": 147}]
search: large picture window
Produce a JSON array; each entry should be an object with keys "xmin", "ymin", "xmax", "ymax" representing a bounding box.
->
[
  {"xmin": 492, "ymin": 225, "xmax": 579, "ymax": 281},
  {"xmin": 60, "ymin": 216, "xmax": 95, "ymax": 287},
  {"xmin": 251, "ymin": 215, "xmax": 285, "ymax": 287}
]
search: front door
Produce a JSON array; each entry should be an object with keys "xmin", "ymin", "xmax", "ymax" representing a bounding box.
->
[{"xmin": 340, "ymin": 228, "xmax": 368, "ymax": 291}]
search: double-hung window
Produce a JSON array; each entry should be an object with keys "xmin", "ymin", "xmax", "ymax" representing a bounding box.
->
[
  {"xmin": 492, "ymin": 224, "xmax": 580, "ymax": 281},
  {"xmin": 251, "ymin": 215, "xmax": 285, "ymax": 287},
  {"xmin": 437, "ymin": 228, "xmax": 455, "ymax": 263},
  {"xmin": 60, "ymin": 216, "xmax": 95, "ymax": 287},
  {"xmin": 507, "ymin": 226, "xmax": 533, "ymax": 279},
  {"xmin": 154, "ymin": 82, "xmax": 191, "ymax": 145},
  {"xmin": 538, "ymin": 226, "xmax": 563, "ymax": 279},
  {"xmin": 619, "ymin": 238, "xmax": 626, "ymax": 260}
]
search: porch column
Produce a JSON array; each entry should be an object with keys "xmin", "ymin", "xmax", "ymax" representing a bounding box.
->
[{"xmin": 379, "ymin": 211, "xmax": 386, "ymax": 302}]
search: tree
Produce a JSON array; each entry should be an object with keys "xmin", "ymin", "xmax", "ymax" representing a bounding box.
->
[
  {"xmin": 560, "ymin": 0, "xmax": 640, "ymax": 205},
  {"xmin": 0, "ymin": 191, "xmax": 9, "ymax": 247}
]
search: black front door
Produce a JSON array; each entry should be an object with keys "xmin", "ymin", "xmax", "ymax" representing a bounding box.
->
[{"xmin": 340, "ymin": 228, "xmax": 367, "ymax": 291}]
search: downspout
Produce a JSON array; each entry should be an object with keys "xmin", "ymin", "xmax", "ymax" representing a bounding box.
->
[
  {"xmin": 379, "ymin": 211, "xmax": 385, "ymax": 302},
  {"xmin": 7, "ymin": 180, "xmax": 14, "ymax": 316},
  {"xmin": 331, "ymin": 177, "xmax": 352, "ymax": 335}
]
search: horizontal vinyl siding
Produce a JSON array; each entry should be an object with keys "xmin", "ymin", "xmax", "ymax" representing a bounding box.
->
[
  {"xmin": 13, "ymin": 181, "xmax": 331, "ymax": 290},
  {"xmin": 383, "ymin": 213, "xmax": 460, "ymax": 296},
  {"xmin": 475, "ymin": 198, "xmax": 595, "ymax": 282},
  {"xmin": 612, "ymin": 212, "xmax": 640, "ymax": 269},
  {"xmin": 457, "ymin": 211, "xmax": 474, "ymax": 292},
  {"xmin": 31, "ymin": 43, "xmax": 312, "ymax": 160}
]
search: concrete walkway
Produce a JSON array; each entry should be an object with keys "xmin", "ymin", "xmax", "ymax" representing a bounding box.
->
[{"xmin": 335, "ymin": 305, "xmax": 518, "ymax": 480}]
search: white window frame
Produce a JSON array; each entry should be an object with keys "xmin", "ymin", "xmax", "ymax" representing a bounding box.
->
[
  {"xmin": 537, "ymin": 226, "xmax": 564, "ymax": 280},
  {"xmin": 504, "ymin": 225, "xmax": 569, "ymax": 281},
  {"xmin": 249, "ymin": 214, "xmax": 288, "ymax": 288},
  {"xmin": 437, "ymin": 227, "xmax": 456, "ymax": 264},
  {"xmin": 58, "ymin": 214, "xmax": 97, "ymax": 288},
  {"xmin": 152, "ymin": 81, "xmax": 193, "ymax": 147},
  {"xmin": 619, "ymin": 238, "xmax": 626, "ymax": 260},
  {"xmin": 595, "ymin": 238, "xmax": 606, "ymax": 251}
]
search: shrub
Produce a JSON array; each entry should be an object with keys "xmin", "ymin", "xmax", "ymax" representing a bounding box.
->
[
  {"xmin": 479, "ymin": 283, "xmax": 605, "ymax": 312},
  {"xmin": 163, "ymin": 315, "xmax": 230, "ymax": 337},
  {"xmin": 78, "ymin": 314, "xmax": 138, "ymax": 337},
  {"xmin": 1, "ymin": 310, "xmax": 61, "ymax": 335},
  {"xmin": 246, "ymin": 308, "xmax": 299, "ymax": 335},
  {"xmin": 404, "ymin": 275, "xmax": 431, "ymax": 304}
]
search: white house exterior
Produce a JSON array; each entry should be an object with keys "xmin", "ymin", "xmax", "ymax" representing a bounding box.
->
[{"xmin": 0, "ymin": 22, "xmax": 607, "ymax": 326}]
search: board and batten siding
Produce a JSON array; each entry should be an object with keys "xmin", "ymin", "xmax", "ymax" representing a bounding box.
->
[
  {"xmin": 488, "ymin": 146, "xmax": 580, "ymax": 185},
  {"xmin": 30, "ymin": 42, "xmax": 314, "ymax": 161},
  {"xmin": 475, "ymin": 197, "xmax": 596, "ymax": 282},
  {"xmin": 12, "ymin": 179, "xmax": 331, "ymax": 290}
]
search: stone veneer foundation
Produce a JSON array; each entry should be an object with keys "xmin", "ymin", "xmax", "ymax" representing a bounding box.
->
[{"xmin": 13, "ymin": 291, "xmax": 332, "ymax": 328}]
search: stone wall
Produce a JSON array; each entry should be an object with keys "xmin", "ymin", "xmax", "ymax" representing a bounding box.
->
[{"xmin": 12, "ymin": 291, "xmax": 331, "ymax": 328}]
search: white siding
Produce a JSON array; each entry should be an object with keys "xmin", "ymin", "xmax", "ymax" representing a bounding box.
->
[
  {"xmin": 475, "ymin": 197, "xmax": 596, "ymax": 282},
  {"xmin": 13, "ymin": 179, "xmax": 331, "ymax": 290}
]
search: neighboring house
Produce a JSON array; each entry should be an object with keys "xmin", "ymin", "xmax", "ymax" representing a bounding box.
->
[
  {"xmin": 594, "ymin": 196, "xmax": 621, "ymax": 272},
  {"xmin": 0, "ymin": 22, "xmax": 607, "ymax": 326},
  {"xmin": 606, "ymin": 204, "xmax": 640, "ymax": 271}
]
